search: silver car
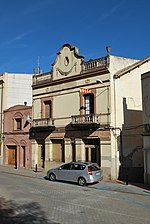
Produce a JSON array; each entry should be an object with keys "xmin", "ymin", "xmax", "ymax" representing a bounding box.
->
[{"xmin": 47, "ymin": 161, "xmax": 103, "ymax": 186}]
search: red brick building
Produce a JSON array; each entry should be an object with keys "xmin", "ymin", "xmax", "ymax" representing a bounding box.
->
[{"xmin": 3, "ymin": 105, "xmax": 32, "ymax": 168}]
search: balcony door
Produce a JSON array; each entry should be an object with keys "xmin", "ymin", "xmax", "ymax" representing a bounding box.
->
[
  {"xmin": 84, "ymin": 93, "xmax": 94, "ymax": 115},
  {"xmin": 44, "ymin": 101, "xmax": 52, "ymax": 118}
]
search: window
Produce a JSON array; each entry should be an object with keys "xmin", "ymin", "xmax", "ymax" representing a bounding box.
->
[
  {"xmin": 85, "ymin": 95, "xmax": 90, "ymax": 114},
  {"xmin": 64, "ymin": 56, "xmax": 69, "ymax": 66},
  {"xmin": 14, "ymin": 118, "xmax": 22, "ymax": 130},
  {"xmin": 84, "ymin": 93, "xmax": 94, "ymax": 115},
  {"xmin": 44, "ymin": 101, "xmax": 52, "ymax": 118},
  {"xmin": 13, "ymin": 112, "xmax": 23, "ymax": 131}
]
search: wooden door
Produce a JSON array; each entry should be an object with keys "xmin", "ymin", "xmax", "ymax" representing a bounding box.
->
[
  {"xmin": 8, "ymin": 146, "xmax": 17, "ymax": 165},
  {"xmin": 52, "ymin": 143, "xmax": 62, "ymax": 162}
]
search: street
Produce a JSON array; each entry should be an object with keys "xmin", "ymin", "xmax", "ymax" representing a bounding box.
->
[{"xmin": 0, "ymin": 166, "xmax": 150, "ymax": 224}]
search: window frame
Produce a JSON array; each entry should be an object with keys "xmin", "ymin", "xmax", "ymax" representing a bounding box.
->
[
  {"xmin": 41, "ymin": 97, "xmax": 53, "ymax": 119},
  {"xmin": 13, "ymin": 112, "xmax": 23, "ymax": 131},
  {"xmin": 80, "ymin": 89, "xmax": 96, "ymax": 116}
]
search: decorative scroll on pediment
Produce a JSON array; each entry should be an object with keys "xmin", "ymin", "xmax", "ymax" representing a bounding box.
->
[
  {"xmin": 52, "ymin": 44, "xmax": 84, "ymax": 80},
  {"xmin": 56, "ymin": 62, "xmax": 77, "ymax": 76}
]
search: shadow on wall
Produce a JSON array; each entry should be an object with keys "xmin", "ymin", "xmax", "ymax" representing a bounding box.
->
[
  {"xmin": 0, "ymin": 197, "xmax": 57, "ymax": 224},
  {"xmin": 118, "ymin": 97, "xmax": 144, "ymax": 183}
]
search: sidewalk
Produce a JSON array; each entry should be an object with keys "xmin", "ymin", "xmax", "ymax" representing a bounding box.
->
[
  {"xmin": 0, "ymin": 164, "xmax": 150, "ymax": 192},
  {"xmin": 103, "ymin": 178, "xmax": 150, "ymax": 191},
  {"xmin": 0, "ymin": 165, "xmax": 47, "ymax": 179}
]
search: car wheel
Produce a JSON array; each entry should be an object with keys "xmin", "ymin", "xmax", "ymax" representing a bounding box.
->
[
  {"xmin": 49, "ymin": 173, "xmax": 56, "ymax": 181},
  {"xmin": 78, "ymin": 177, "xmax": 86, "ymax": 186}
]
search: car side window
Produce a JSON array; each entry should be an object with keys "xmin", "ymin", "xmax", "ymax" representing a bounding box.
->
[
  {"xmin": 61, "ymin": 164, "xmax": 71, "ymax": 170},
  {"xmin": 71, "ymin": 164, "xmax": 86, "ymax": 170},
  {"xmin": 90, "ymin": 164, "xmax": 100, "ymax": 171},
  {"xmin": 80, "ymin": 165, "xmax": 86, "ymax": 170},
  {"xmin": 71, "ymin": 164, "xmax": 79, "ymax": 170}
]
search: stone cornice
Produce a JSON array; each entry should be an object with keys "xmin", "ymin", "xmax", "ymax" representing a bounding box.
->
[{"xmin": 32, "ymin": 67, "xmax": 109, "ymax": 90}]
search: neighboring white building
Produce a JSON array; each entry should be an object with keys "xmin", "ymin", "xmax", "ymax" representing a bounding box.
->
[
  {"xmin": 113, "ymin": 57, "xmax": 150, "ymax": 182},
  {"xmin": 141, "ymin": 71, "xmax": 150, "ymax": 185},
  {"xmin": 30, "ymin": 43, "xmax": 150, "ymax": 182},
  {"xmin": 0, "ymin": 72, "xmax": 33, "ymax": 164}
]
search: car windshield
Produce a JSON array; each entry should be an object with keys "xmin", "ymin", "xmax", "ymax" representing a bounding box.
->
[{"xmin": 89, "ymin": 164, "xmax": 100, "ymax": 171}]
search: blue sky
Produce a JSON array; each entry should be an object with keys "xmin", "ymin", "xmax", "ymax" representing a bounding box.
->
[{"xmin": 0, "ymin": 0, "xmax": 149, "ymax": 74}]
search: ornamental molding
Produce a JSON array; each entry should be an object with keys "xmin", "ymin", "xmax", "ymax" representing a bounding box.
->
[{"xmin": 56, "ymin": 62, "xmax": 77, "ymax": 76}]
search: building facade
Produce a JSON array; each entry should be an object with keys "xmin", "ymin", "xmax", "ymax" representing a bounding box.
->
[
  {"xmin": 3, "ymin": 105, "xmax": 32, "ymax": 168},
  {"xmin": 30, "ymin": 43, "xmax": 150, "ymax": 181},
  {"xmin": 141, "ymin": 71, "xmax": 150, "ymax": 185},
  {"xmin": 0, "ymin": 72, "xmax": 33, "ymax": 164}
]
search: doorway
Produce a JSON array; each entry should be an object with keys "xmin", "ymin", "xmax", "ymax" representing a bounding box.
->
[
  {"xmin": 85, "ymin": 146, "xmax": 100, "ymax": 165},
  {"xmin": 91, "ymin": 148, "xmax": 96, "ymax": 163},
  {"xmin": 8, "ymin": 146, "xmax": 17, "ymax": 165},
  {"xmin": 84, "ymin": 138, "xmax": 100, "ymax": 166},
  {"xmin": 72, "ymin": 140, "xmax": 76, "ymax": 162},
  {"xmin": 38, "ymin": 143, "xmax": 45, "ymax": 168},
  {"xmin": 52, "ymin": 139, "xmax": 65, "ymax": 162},
  {"xmin": 22, "ymin": 146, "xmax": 26, "ymax": 167}
]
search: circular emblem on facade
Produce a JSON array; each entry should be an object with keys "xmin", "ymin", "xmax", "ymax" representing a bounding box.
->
[{"xmin": 64, "ymin": 56, "xmax": 69, "ymax": 66}]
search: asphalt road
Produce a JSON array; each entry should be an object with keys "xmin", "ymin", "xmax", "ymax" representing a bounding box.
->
[{"xmin": 0, "ymin": 166, "xmax": 150, "ymax": 224}]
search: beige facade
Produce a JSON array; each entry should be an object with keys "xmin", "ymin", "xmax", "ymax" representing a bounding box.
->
[
  {"xmin": 30, "ymin": 43, "xmax": 150, "ymax": 181},
  {"xmin": 141, "ymin": 71, "xmax": 150, "ymax": 185}
]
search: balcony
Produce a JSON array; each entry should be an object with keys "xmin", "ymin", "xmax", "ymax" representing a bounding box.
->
[
  {"xmin": 81, "ymin": 57, "xmax": 108, "ymax": 72},
  {"xmin": 32, "ymin": 72, "xmax": 52, "ymax": 85},
  {"xmin": 32, "ymin": 57, "xmax": 109, "ymax": 86},
  {"xmin": 71, "ymin": 113, "xmax": 110, "ymax": 130},
  {"xmin": 29, "ymin": 118, "xmax": 55, "ymax": 139},
  {"xmin": 32, "ymin": 118, "xmax": 54, "ymax": 127}
]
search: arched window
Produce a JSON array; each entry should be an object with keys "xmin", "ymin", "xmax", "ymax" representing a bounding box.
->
[{"xmin": 13, "ymin": 112, "xmax": 23, "ymax": 130}]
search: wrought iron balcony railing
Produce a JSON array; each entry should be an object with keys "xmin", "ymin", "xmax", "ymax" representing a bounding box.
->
[{"xmin": 32, "ymin": 118, "xmax": 54, "ymax": 127}]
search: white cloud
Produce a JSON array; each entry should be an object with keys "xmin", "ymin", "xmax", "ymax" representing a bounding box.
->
[
  {"xmin": 98, "ymin": 1, "xmax": 124, "ymax": 22},
  {"xmin": 0, "ymin": 32, "xmax": 28, "ymax": 49}
]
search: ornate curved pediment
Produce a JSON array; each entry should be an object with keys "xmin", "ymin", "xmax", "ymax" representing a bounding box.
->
[{"xmin": 52, "ymin": 44, "xmax": 84, "ymax": 80}]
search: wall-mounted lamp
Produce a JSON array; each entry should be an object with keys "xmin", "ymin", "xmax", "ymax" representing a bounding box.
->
[{"xmin": 96, "ymin": 79, "xmax": 103, "ymax": 84}]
